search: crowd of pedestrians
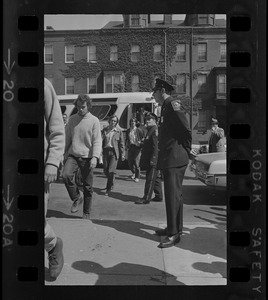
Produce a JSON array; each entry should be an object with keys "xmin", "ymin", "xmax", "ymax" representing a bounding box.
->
[{"xmin": 45, "ymin": 77, "xmax": 224, "ymax": 279}]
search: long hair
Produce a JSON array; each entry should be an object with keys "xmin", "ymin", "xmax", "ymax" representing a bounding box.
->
[
  {"xmin": 74, "ymin": 94, "xmax": 92, "ymax": 109},
  {"xmin": 108, "ymin": 114, "xmax": 119, "ymax": 126}
]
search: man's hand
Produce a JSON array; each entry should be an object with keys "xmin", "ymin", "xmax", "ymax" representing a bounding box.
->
[
  {"xmin": 44, "ymin": 165, "xmax": 58, "ymax": 183},
  {"xmin": 90, "ymin": 157, "xmax": 98, "ymax": 168}
]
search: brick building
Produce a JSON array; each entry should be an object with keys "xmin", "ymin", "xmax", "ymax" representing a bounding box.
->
[{"xmin": 44, "ymin": 14, "xmax": 226, "ymax": 143}]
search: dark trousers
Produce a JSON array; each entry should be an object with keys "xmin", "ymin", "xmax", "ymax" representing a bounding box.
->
[
  {"xmin": 143, "ymin": 167, "xmax": 163, "ymax": 202},
  {"xmin": 127, "ymin": 145, "xmax": 141, "ymax": 179},
  {"xmin": 103, "ymin": 147, "xmax": 118, "ymax": 191},
  {"xmin": 163, "ymin": 165, "xmax": 187, "ymax": 236},
  {"xmin": 62, "ymin": 155, "xmax": 93, "ymax": 214}
]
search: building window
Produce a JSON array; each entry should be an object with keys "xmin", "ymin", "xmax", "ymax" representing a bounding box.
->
[
  {"xmin": 176, "ymin": 74, "xmax": 186, "ymax": 94},
  {"xmin": 65, "ymin": 78, "xmax": 75, "ymax": 94},
  {"xmin": 87, "ymin": 76, "xmax": 97, "ymax": 93},
  {"xmin": 110, "ymin": 45, "xmax": 118, "ymax": 61},
  {"xmin": 131, "ymin": 45, "xmax": 140, "ymax": 62},
  {"xmin": 153, "ymin": 45, "xmax": 162, "ymax": 61},
  {"xmin": 198, "ymin": 110, "xmax": 210, "ymax": 132},
  {"xmin": 199, "ymin": 15, "xmax": 209, "ymax": 24},
  {"xmin": 198, "ymin": 43, "xmax": 207, "ymax": 61},
  {"xmin": 44, "ymin": 45, "xmax": 53, "ymax": 63},
  {"xmin": 87, "ymin": 45, "xmax": 96, "ymax": 62},
  {"xmin": 220, "ymin": 42, "xmax": 226, "ymax": 60},
  {"xmin": 131, "ymin": 75, "xmax": 140, "ymax": 92},
  {"xmin": 104, "ymin": 73, "xmax": 123, "ymax": 93},
  {"xmin": 176, "ymin": 44, "xmax": 186, "ymax": 61},
  {"xmin": 197, "ymin": 74, "xmax": 207, "ymax": 89},
  {"xmin": 131, "ymin": 15, "xmax": 140, "ymax": 26},
  {"xmin": 217, "ymin": 74, "xmax": 226, "ymax": 93},
  {"xmin": 65, "ymin": 45, "xmax": 75, "ymax": 63}
]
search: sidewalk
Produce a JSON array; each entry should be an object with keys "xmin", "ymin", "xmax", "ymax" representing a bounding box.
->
[
  {"xmin": 45, "ymin": 218, "xmax": 226, "ymax": 285},
  {"xmin": 45, "ymin": 167, "xmax": 226, "ymax": 285}
]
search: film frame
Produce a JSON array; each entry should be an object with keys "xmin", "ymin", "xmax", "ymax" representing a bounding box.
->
[{"xmin": 2, "ymin": 0, "xmax": 266, "ymax": 299}]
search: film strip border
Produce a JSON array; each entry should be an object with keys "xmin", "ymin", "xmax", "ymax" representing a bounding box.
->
[{"xmin": 2, "ymin": 2, "xmax": 266, "ymax": 300}]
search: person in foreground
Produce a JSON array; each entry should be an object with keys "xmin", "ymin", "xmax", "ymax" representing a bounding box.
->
[
  {"xmin": 153, "ymin": 79, "xmax": 192, "ymax": 248},
  {"xmin": 44, "ymin": 78, "xmax": 65, "ymax": 278},
  {"xmin": 135, "ymin": 112, "xmax": 163, "ymax": 204},
  {"xmin": 101, "ymin": 115, "xmax": 125, "ymax": 196},
  {"xmin": 63, "ymin": 94, "xmax": 102, "ymax": 219}
]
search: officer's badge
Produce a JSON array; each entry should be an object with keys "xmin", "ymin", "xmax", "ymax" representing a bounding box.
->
[{"xmin": 171, "ymin": 100, "xmax": 181, "ymax": 111}]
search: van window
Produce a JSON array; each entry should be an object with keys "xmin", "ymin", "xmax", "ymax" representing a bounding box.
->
[
  {"xmin": 119, "ymin": 106, "xmax": 128, "ymax": 129},
  {"xmin": 70, "ymin": 104, "xmax": 117, "ymax": 121}
]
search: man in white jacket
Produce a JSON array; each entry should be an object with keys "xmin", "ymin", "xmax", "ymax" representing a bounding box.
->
[{"xmin": 44, "ymin": 78, "xmax": 65, "ymax": 279}]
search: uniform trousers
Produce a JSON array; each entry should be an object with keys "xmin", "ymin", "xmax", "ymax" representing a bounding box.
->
[
  {"xmin": 63, "ymin": 155, "xmax": 94, "ymax": 214},
  {"xmin": 103, "ymin": 147, "xmax": 118, "ymax": 191},
  {"xmin": 143, "ymin": 167, "xmax": 163, "ymax": 201},
  {"xmin": 127, "ymin": 145, "xmax": 141, "ymax": 179},
  {"xmin": 45, "ymin": 183, "xmax": 57, "ymax": 252},
  {"xmin": 162, "ymin": 165, "xmax": 187, "ymax": 236}
]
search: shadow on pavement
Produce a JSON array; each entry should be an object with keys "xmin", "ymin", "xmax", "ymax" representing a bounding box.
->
[
  {"xmin": 92, "ymin": 219, "xmax": 160, "ymax": 243},
  {"xmin": 192, "ymin": 261, "xmax": 226, "ymax": 279},
  {"xmin": 183, "ymin": 185, "xmax": 226, "ymax": 205},
  {"xmin": 92, "ymin": 219, "xmax": 226, "ymax": 260},
  {"xmin": 71, "ymin": 260, "xmax": 183, "ymax": 285},
  {"xmin": 47, "ymin": 210, "xmax": 82, "ymax": 219}
]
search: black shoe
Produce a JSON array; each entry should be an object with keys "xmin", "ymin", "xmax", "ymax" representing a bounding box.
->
[
  {"xmin": 151, "ymin": 197, "xmax": 163, "ymax": 202},
  {"xmin": 135, "ymin": 198, "xmax": 150, "ymax": 204},
  {"xmin": 155, "ymin": 227, "xmax": 168, "ymax": 236},
  {"xmin": 158, "ymin": 234, "xmax": 181, "ymax": 248},
  {"xmin": 48, "ymin": 237, "xmax": 64, "ymax": 279},
  {"xmin": 70, "ymin": 196, "xmax": 83, "ymax": 213}
]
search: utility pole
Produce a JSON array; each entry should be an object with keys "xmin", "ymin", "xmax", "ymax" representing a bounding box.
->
[
  {"xmin": 189, "ymin": 27, "xmax": 193, "ymax": 132},
  {"xmin": 164, "ymin": 30, "xmax": 167, "ymax": 80}
]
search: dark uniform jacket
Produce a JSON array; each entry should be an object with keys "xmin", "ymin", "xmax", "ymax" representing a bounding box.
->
[
  {"xmin": 140, "ymin": 125, "xmax": 158, "ymax": 170},
  {"xmin": 101, "ymin": 126, "xmax": 125, "ymax": 160},
  {"xmin": 158, "ymin": 97, "xmax": 192, "ymax": 169}
]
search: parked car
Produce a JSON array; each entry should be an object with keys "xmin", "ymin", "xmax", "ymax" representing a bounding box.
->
[{"xmin": 190, "ymin": 152, "xmax": 226, "ymax": 188}]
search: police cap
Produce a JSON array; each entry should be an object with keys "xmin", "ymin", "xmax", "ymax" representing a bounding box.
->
[
  {"xmin": 152, "ymin": 78, "xmax": 174, "ymax": 92},
  {"xmin": 145, "ymin": 112, "xmax": 158, "ymax": 121}
]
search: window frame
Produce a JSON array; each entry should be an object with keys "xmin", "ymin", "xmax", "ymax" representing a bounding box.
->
[
  {"xmin": 87, "ymin": 76, "xmax": 97, "ymax": 94},
  {"xmin": 44, "ymin": 45, "xmax": 53, "ymax": 64},
  {"xmin": 65, "ymin": 77, "xmax": 75, "ymax": 94},
  {"xmin": 217, "ymin": 74, "xmax": 226, "ymax": 94},
  {"xmin": 131, "ymin": 45, "xmax": 141, "ymax": 62},
  {"xmin": 87, "ymin": 45, "xmax": 97, "ymax": 62},
  {"xmin": 176, "ymin": 43, "xmax": 186, "ymax": 61},
  {"xmin": 104, "ymin": 72, "xmax": 123, "ymax": 93},
  {"xmin": 153, "ymin": 44, "xmax": 162, "ymax": 62},
  {"xmin": 197, "ymin": 42, "xmax": 208, "ymax": 61},
  {"xmin": 220, "ymin": 42, "xmax": 227, "ymax": 61},
  {"xmin": 110, "ymin": 45, "xmax": 118, "ymax": 61},
  {"xmin": 197, "ymin": 73, "xmax": 207, "ymax": 89},
  {"xmin": 65, "ymin": 45, "xmax": 75, "ymax": 63}
]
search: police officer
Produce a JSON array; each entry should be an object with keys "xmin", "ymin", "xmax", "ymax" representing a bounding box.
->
[
  {"xmin": 135, "ymin": 112, "xmax": 163, "ymax": 204},
  {"xmin": 152, "ymin": 79, "xmax": 192, "ymax": 248}
]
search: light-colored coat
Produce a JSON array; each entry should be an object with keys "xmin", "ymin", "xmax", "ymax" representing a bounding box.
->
[{"xmin": 209, "ymin": 127, "xmax": 225, "ymax": 152}]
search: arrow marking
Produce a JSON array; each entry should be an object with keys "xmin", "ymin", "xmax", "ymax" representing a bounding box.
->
[
  {"xmin": 3, "ymin": 185, "xmax": 14, "ymax": 211},
  {"xmin": 4, "ymin": 49, "xmax": 15, "ymax": 75}
]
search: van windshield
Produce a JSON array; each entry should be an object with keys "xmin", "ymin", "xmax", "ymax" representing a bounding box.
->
[{"xmin": 91, "ymin": 104, "xmax": 117, "ymax": 120}]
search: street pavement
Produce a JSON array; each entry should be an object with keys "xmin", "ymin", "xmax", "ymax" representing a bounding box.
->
[{"xmin": 45, "ymin": 165, "xmax": 227, "ymax": 286}]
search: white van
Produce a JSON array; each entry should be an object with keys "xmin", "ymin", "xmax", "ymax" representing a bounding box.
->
[{"xmin": 58, "ymin": 92, "xmax": 158, "ymax": 131}]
